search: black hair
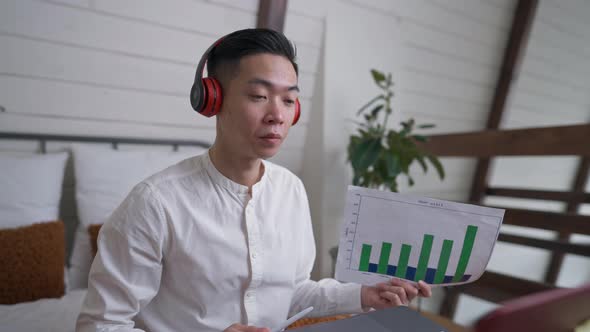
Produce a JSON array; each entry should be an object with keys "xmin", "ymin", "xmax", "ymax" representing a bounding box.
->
[{"xmin": 207, "ymin": 28, "xmax": 298, "ymax": 84}]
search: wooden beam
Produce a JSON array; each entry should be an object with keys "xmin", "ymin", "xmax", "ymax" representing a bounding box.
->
[
  {"xmin": 486, "ymin": 0, "xmax": 539, "ymax": 130},
  {"xmin": 257, "ymin": 0, "xmax": 288, "ymax": 32},
  {"xmin": 442, "ymin": 271, "xmax": 555, "ymax": 316},
  {"xmin": 460, "ymin": 271, "xmax": 556, "ymax": 303},
  {"xmin": 419, "ymin": 124, "xmax": 590, "ymax": 157},
  {"xmin": 498, "ymin": 233, "xmax": 590, "ymax": 256},
  {"xmin": 500, "ymin": 207, "xmax": 590, "ymax": 235},
  {"xmin": 468, "ymin": 0, "xmax": 539, "ymax": 204},
  {"xmin": 545, "ymin": 157, "xmax": 590, "ymax": 283},
  {"xmin": 486, "ymin": 187, "xmax": 590, "ymax": 203},
  {"xmin": 441, "ymin": 0, "xmax": 539, "ymax": 318}
]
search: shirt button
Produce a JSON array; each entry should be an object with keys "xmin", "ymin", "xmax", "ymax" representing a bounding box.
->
[{"xmin": 252, "ymin": 253, "xmax": 257, "ymax": 259}]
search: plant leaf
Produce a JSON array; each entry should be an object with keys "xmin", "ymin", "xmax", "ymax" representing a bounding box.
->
[
  {"xmin": 356, "ymin": 95, "xmax": 384, "ymax": 116},
  {"xmin": 418, "ymin": 124, "xmax": 436, "ymax": 129},
  {"xmin": 371, "ymin": 104, "xmax": 384, "ymax": 118},
  {"xmin": 350, "ymin": 137, "xmax": 381, "ymax": 171},
  {"xmin": 384, "ymin": 153, "xmax": 401, "ymax": 178},
  {"xmin": 347, "ymin": 135, "xmax": 361, "ymax": 161},
  {"xmin": 371, "ymin": 69, "xmax": 386, "ymax": 84},
  {"xmin": 386, "ymin": 178, "xmax": 398, "ymax": 192},
  {"xmin": 416, "ymin": 155, "xmax": 428, "ymax": 173},
  {"xmin": 426, "ymin": 154, "xmax": 445, "ymax": 180},
  {"xmin": 412, "ymin": 135, "xmax": 428, "ymax": 142}
]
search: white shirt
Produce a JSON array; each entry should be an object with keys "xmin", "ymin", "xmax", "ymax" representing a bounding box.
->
[{"xmin": 76, "ymin": 152, "xmax": 363, "ymax": 332}]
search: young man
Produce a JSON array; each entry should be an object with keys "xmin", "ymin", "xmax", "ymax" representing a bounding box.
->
[{"xmin": 76, "ymin": 28, "xmax": 431, "ymax": 332}]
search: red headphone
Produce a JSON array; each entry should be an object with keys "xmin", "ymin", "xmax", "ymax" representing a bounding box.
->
[{"xmin": 190, "ymin": 37, "xmax": 301, "ymax": 125}]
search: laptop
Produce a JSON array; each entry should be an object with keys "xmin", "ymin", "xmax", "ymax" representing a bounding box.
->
[
  {"xmin": 290, "ymin": 306, "xmax": 448, "ymax": 332},
  {"xmin": 475, "ymin": 282, "xmax": 590, "ymax": 332}
]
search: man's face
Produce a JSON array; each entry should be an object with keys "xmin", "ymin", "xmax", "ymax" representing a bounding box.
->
[{"xmin": 216, "ymin": 53, "xmax": 299, "ymax": 160}]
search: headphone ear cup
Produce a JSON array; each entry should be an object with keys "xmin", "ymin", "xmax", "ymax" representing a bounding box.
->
[
  {"xmin": 292, "ymin": 99, "xmax": 301, "ymax": 125},
  {"xmin": 200, "ymin": 77, "xmax": 223, "ymax": 117}
]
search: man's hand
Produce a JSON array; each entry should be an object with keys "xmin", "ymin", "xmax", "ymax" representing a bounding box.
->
[
  {"xmin": 224, "ymin": 323, "xmax": 270, "ymax": 332},
  {"xmin": 361, "ymin": 279, "xmax": 432, "ymax": 309}
]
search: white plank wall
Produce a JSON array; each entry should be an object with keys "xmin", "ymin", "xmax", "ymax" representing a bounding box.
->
[
  {"xmin": 0, "ymin": 0, "xmax": 324, "ymax": 264},
  {"xmin": 330, "ymin": 0, "xmax": 515, "ymax": 205},
  {"xmin": 0, "ymin": 0, "xmax": 323, "ymax": 175}
]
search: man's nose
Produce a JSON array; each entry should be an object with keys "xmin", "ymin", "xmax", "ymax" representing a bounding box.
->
[{"xmin": 264, "ymin": 98, "xmax": 285, "ymax": 124}]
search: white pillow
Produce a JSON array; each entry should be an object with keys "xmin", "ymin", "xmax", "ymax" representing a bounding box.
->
[
  {"xmin": 0, "ymin": 289, "xmax": 86, "ymax": 332},
  {"xmin": 0, "ymin": 152, "xmax": 68, "ymax": 229},
  {"xmin": 68, "ymin": 145, "xmax": 205, "ymax": 289}
]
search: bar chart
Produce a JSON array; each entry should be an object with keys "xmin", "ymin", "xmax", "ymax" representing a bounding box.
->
[
  {"xmin": 335, "ymin": 186, "xmax": 504, "ymax": 286},
  {"xmin": 358, "ymin": 225, "xmax": 477, "ymax": 284}
]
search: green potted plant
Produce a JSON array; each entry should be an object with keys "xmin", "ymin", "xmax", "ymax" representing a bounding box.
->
[
  {"xmin": 347, "ymin": 69, "xmax": 445, "ymax": 192},
  {"xmin": 330, "ymin": 69, "xmax": 447, "ymax": 276}
]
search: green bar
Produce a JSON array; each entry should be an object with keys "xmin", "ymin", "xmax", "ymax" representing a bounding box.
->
[
  {"xmin": 415, "ymin": 234, "xmax": 434, "ymax": 281},
  {"xmin": 453, "ymin": 225, "xmax": 478, "ymax": 282},
  {"xmin": 359, "ymin": 244, "xmax": 372, "ymax": 272},
  {"xmin": 395, "ymin": 244, "xmax": 412, "ymax": 278},
  {"xmin": 434, "ymin": 240, "xmax": 454, "ymax": 284},
  {"xmin": 377, "ymin": 242, "xmax": 392, "ymax": 274}
]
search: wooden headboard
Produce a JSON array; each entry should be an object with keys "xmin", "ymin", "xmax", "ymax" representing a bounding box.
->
[
  {"xmin": 420, "ymin": 123, "xmax": 590, "ymax": 318},
  {"xmin": 0, "ymin": 132, "xmax": 210, "ymax": 263}
]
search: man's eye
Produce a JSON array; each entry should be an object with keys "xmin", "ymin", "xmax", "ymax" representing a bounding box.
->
[
  {"xmin": 284, "ymin": 99, "xmax": 295, "ymax": 105},
  {"xmin": 250, "ymin": 95, "xmax": 267, "ymax": 101}
]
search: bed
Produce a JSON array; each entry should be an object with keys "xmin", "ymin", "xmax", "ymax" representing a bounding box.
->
[{"xmin": 0, "ymin": 132, "xmax": 209, "ymax": 332}]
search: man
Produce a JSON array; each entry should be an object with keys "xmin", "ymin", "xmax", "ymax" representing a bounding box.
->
[{"xmin": 77, "ymin": 28, "xmax": 431, "ymax": 332}]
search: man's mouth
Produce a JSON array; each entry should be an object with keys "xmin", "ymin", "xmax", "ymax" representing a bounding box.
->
[{"xmin": 261, "ymin": 133, "xmax": 282, "ymax": 139}]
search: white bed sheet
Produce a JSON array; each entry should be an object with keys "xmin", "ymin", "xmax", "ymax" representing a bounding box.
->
[{"xmin": 0, "ymin": 290, "xmax": 86, "ymax": 332}]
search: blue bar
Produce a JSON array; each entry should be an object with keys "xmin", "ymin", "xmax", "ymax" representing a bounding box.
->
[
  {"xmin": 368, "ymin": 263, "xmax": 378, "ymax": 273},
  {"xmin": 387, "ymin": 265, "xmax": 397, "ymax": 276},
  {"xmin": 425, "ymin": 268, "xmax": 436, "ymax": 283},
  {"xmin": 365, "ymin": 263, "xmax": 471, "ymax": 284},
  {"xmin": 405, "ymin": 266, "xmax": 417, "ymax": 281}
]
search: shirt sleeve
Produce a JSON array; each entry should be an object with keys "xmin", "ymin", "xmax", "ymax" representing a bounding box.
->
[
  {"xmin": 289, "ymin": 179, "xmax": 364, "ymax": 318},
  {"xmin": 76, "ymin": 183, "xmax": 167, "ymax": 332}
]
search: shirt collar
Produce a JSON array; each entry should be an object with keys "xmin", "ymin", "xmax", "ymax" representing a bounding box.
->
[{"xmin": 202, "ymin": 150, "xmax": 268, "ymax": 197}]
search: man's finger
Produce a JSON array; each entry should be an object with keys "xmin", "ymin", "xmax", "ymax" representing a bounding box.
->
[
  {"xmin": 389, "ymin": 278, "xmax": 419, "ymax": 299},
  {"xmin": 380, "ymin": 291, "xmax": 403, "ymax": 306},
  {"xmin": 247, "ymin": 327, "xmax": 270, "ymax": 332},
  {"xmin": 381, "ymin": 286, "xmax": 408, "ymax": 304},
  {"xmin": 376, "ymin": 282, "xmax": 391, "ymax": 291},
  {"xmin": 417, "ymin": 280, "xmax": 432, "ymax": 297},
  {"xmin": 391, "ymin": 286, "xmax": 408, "ymax": 304}
]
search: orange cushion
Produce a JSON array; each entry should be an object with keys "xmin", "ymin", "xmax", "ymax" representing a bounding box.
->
[
  {"xmin": 88, "ymin": 224, "xmax": 102, "ymax": 257},
  {"xmin": 0, "ymin": 220, "xmax": 65, "ymax": 304}
]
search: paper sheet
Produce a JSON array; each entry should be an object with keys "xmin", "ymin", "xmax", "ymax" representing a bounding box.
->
[{"xmin": 335, "ymin": 186, "xmax": 505, "ymax": 286}]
